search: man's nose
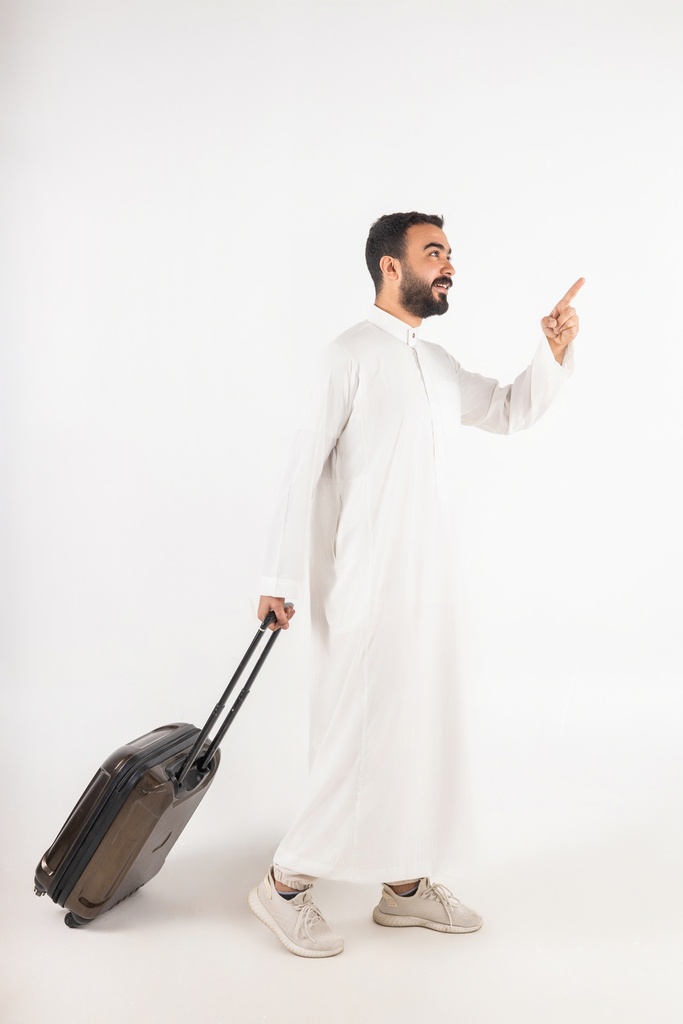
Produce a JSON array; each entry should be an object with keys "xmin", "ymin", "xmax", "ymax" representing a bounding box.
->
[{"xmin": 443, "ymin": 259, "xmax": 455, "ymax": 276}]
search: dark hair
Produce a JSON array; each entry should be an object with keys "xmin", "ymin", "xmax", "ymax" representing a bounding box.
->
[{"xmin": 365, "ymin": 212, "xmax": 444, "ymax": 295}]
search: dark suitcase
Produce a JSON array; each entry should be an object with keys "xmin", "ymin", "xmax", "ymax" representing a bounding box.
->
[{"xmin": 34, "ymin": 611, "xmax": 283, "ymax": 928}]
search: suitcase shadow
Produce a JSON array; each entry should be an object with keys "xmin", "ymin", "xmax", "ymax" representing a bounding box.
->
[{"xmin": 90, "ymin": 843, "xmax": 274, "ymax": 932}]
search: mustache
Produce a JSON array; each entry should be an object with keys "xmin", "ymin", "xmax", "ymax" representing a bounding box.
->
[{"xmin": 432, "ymin": 277, "xmax": 451, "ymax": 289}]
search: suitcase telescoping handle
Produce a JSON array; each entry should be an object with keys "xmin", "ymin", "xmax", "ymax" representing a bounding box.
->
[{"xmin": 175, "ymin": 608, "xmax": 289, "ymax": 789}]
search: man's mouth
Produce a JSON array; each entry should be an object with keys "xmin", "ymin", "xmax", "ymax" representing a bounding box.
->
[{"xmin": 432, "ymin": 279, "xmax": 451, "ymax": 295}]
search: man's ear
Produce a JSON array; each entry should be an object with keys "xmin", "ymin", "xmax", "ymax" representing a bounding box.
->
[{"xmin": 379, "ymin": 255, "xmax": 400, "ymax": 283}]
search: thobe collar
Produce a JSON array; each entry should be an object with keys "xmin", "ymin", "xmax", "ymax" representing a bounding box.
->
[{"xmin": 368, "ymin": 305, "xmax": 422, "ymax": 348}]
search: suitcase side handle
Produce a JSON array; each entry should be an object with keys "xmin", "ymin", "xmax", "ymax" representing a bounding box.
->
[{"xmin": 174, "ymin": 609, "xmax": 286, "ymax": 788}]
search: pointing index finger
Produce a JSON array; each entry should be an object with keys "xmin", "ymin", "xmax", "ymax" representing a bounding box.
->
[{"xmin": 553, "ymin": 277, "xmax": 585, "ymax": 313}]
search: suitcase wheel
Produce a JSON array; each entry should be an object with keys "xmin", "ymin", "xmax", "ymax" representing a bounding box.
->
[{"xmin": 64, "ymin": 912, "xmax": 89, "ymax": 929}]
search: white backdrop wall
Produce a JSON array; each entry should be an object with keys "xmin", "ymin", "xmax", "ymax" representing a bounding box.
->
[{"xmin": 1, "ymin": 1, "xmax": 682, "ymax": 1018}]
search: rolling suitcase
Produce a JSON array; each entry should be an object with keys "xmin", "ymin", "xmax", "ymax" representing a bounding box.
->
[{"xmin": 34, "ymin": 610, "xmax": 284, "ymax": 928}]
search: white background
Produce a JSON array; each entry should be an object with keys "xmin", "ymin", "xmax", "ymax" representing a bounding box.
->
[{"xmin": 1, "ymin": 1, "xmax": 682, "ymax": 1021}]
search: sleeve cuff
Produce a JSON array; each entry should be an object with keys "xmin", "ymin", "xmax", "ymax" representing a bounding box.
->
[
  {"xmin": 541, "ymin": 337, "xmax": 575, "ymax": 375},
  {"xmin": 260, "ymin": 577, "xmax": 306, "ymax": 603}
]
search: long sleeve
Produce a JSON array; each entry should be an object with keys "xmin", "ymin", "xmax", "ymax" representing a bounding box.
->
[
  {"xmin": 457, "ymin": 339, "xmax": 574, "ymax": 434},
  {"xmin": 260, "ymin": 342, "xmax": 360, "ymax": 601}
]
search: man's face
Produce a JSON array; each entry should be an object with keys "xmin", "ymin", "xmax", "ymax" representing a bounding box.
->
[{"xmin": 398, "ymin": 223, "xmax": 455, "ymax": 320}]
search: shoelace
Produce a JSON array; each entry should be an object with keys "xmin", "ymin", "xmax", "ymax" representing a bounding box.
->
[
  {"xmin": 293, "ymin": 901, "xmax": 326, "ymax": 944},
  {"xmin": 420, "ymin": 882, "xmax": 461, "ymax": 926}
]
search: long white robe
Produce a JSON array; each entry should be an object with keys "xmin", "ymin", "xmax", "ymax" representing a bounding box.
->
[{"xmin": 261, "ymin": 306, "xmax": 573, "ymax": 883}]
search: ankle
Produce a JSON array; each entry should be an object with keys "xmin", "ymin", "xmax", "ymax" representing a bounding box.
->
[{"xmin": 388, "ymin": 880, "xmax": 420, "ymax": 896}]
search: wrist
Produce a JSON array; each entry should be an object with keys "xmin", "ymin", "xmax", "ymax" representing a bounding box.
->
[{"xmin": 546, "ymin": 337, "xmax": 567, "ymax": 365}]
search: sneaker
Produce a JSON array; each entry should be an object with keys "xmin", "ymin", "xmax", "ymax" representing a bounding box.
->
[
  {"xmin": 372, "ymin": 878, "xmax": 483, "ymax": 933},
  {"xmin": 248, "ymin": 867, "xmax": 344, "ymax": 958}
]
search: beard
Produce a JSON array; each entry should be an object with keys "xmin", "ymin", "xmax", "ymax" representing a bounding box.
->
[{"xmin": 399, "ymin": 266, "xmax": 450, "ymax": 320}]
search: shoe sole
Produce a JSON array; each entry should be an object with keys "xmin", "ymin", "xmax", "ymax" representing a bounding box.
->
[
  {"xmin": 247, "ymin": 888, "xmax": 344, "ymax": 958},
  {"xmin": 372, "ymin": 907, "xmax": 483, "ymax": 933}
]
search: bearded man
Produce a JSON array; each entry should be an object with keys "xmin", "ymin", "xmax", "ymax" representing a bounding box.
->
[{"xmin": 248, "ymin": 211, "xmax": 583, "ymax": 958}]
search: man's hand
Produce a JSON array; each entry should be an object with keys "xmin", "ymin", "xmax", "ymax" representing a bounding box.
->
[
  {"xmin": 258, "ymin": 595, "xmax": 296, "ymax": 631},
  {"xmin": 541, "ymin": 278, "xmax": 585, "ymax": 364}
]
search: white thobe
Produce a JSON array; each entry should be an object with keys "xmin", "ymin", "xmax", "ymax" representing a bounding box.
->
[{"xmin": 261, "ymin": 306, "xmax": 573, "ymax": 883}]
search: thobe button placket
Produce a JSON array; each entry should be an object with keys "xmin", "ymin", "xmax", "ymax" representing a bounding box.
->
[{"xmin": 405, "ymin": 331, "xmax": 438, "ymax": 484}]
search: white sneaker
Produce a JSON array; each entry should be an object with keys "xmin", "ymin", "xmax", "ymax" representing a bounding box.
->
[
  {"xmin": 373, "ymin": 878, "xmax": 483, "ymax": 933},
  {"xmin": 248, "ymin": 867, "xmax": 344, "ymax": 958}
]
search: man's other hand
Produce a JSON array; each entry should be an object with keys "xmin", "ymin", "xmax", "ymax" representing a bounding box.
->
[
  {"xmin": 258, "ymin": 595, "xmax": 296, "ymax": 631},
  {"xmin": 542, "ymin": 277, "xmax": 585, "ymax": 363}
]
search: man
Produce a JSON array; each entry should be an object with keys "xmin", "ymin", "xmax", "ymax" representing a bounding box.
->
[{"xmin": 248, "ymin": 212, "xmax": 583, "ymax": 958}]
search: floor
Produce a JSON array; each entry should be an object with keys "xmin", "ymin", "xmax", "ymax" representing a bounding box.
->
[{"xmin": 5, "ymin": 739, "xmax": 682, "ymax": 1024}]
